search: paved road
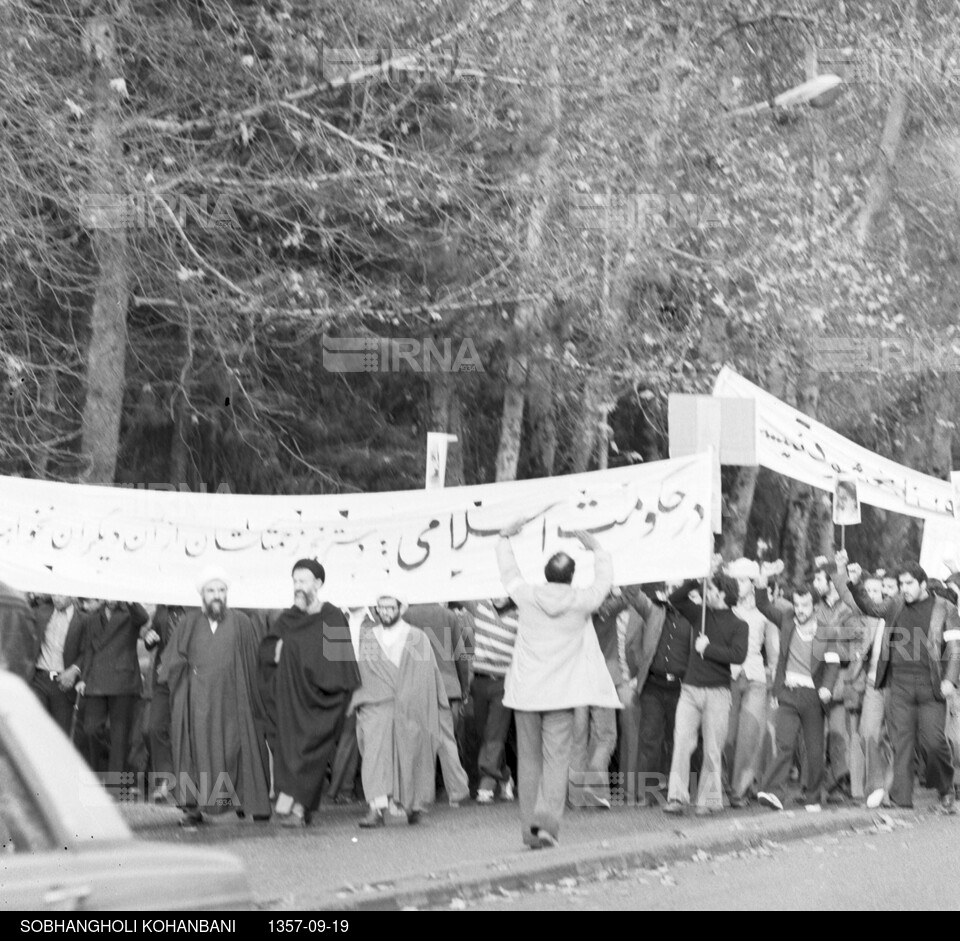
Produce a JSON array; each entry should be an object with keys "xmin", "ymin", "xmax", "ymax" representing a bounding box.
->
[
  {"xmin": 121, "ymin": 795, "xmax": 775, "ymax": 908},
  {"xmin": 451, "ymin": 808, "xmax": 960, "ymax": 910}
]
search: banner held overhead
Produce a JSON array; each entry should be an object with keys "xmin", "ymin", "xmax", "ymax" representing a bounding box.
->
[{"xmin": 0, "ymin": 452, "xmax": 715, "ymax": 608}]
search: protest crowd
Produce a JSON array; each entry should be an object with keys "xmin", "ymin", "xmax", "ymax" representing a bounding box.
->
[{"xmin": 4, "ymin": 509, "xmax": 960, "ymax": 852}]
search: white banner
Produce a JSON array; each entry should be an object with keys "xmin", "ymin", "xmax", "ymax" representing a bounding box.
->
[
  {"xmin": 919, "ymin": 515, "xmax": 960, "ymax": 582},
  {"xmin": 0, "ymin": 452, "xmax": 714, "ymax": 608},
  {"xmin": 713, "ymin": 366, "xmax": 954, "ymax": 521}
]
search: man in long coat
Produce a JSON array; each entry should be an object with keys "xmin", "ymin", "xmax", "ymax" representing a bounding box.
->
[
  {"xmin": 263, "ymin": 558, "xmax": 361, "ymax": 827},
  {"xmin": 351, "ymin": 590, "xmax": 448, "ymax": 828},
  {"xmin": 163, "ymin": 567, "xmax": 271, "ymax": 827}
]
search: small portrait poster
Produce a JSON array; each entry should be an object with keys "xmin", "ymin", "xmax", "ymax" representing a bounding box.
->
[{"xmin": 833, "ymin": 476, "xmax": 861, "ymax": 526}]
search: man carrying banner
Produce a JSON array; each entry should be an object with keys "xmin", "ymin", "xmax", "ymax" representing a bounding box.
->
[
  {"xmin": 497, "ymin": 520, "xmax": 619, "ymax": 849},
  {"xmin": 662, "ymin": 567, "xmax": 748, "ymax": 816},
  {"xmin": 267, "ymin": 559, "xmax": 361, "ymax": 827},
  {"xmin": 163, "ymin": 568, "xmax": 271, "ymax": 828}
]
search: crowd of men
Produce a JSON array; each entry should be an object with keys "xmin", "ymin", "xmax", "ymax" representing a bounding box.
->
[{"xmin": 3, "ymin": 523, "xmax": 960, "ymax": 849}]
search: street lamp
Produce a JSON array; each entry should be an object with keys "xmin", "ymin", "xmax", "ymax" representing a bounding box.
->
[{"xmin": 729, "ymin": 74, "xmax": 844, "ymax": 118}]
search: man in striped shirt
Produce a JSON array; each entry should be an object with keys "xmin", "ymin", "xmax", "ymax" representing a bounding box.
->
[{"xmin": 461, "ymin": 598, "xmax": 519, "ymax": 803}]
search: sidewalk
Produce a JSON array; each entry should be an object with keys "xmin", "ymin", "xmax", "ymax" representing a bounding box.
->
[{"xmin": 121, "ymin": 795, "xmax": 894, "ymax": 911}]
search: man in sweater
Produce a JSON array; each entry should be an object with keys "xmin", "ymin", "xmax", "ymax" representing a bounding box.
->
[
  {"xmin": 497, "ymin": 522, "xmax": 619, "ymax": 849},
  {"xmin": 460, "ymin": 597, "xmax": 519, "ymax": 803},
  {"xmin": 663, "ymin": 569, "xmax": 749, "ymax": 816}
]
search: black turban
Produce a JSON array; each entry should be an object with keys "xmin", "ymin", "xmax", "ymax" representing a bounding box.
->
[{"xmin": 292, "ymin": 558, "xmax": 326, "ymax": 582}]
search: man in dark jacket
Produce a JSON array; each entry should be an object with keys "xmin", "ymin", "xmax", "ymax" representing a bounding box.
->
[
  {"xmin": 623, "ymin": 584, "xmax": 693, "ymax": 806},
  {"xmin": 76, "ymin": 599, "xmax": 149, "ymax": 782},
  {"xmin": 836, "ymin": 553, "xmax": 960, "ymax": 814},
  {"xmin": 0, "ymin": 580, "xmax": 39, "ymax": 682}
]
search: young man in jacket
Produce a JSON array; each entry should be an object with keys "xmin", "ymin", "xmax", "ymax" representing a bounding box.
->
[{"xmin": 755, "ymin": 576, "xmax": 842, "ymax": 812}]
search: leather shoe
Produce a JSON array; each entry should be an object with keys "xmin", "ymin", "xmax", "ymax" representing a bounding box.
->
[
  {"xmin": 662, "ymin": 800, "xmax": 685, "ymax": 815},
  {"xmin": 940, "ymin": 792, "xmax": 957, "ymax": 815},
  {"xmin": 358, "ymin": 808, "xmax": 385, "ymax": 828},
  {"xmin": 407, "ymin": 809, "xmax": 423, "ymax": 825},
  {"xmin": 280, "ymin": 811, "xmax": 306, "ymax": 828}
]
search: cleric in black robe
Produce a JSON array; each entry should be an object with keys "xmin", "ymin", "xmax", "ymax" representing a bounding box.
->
[
  {"xmin": 262, "ymin": 558, "xmax": 361, "ymax": 826},
  {"xmin": 162, "ymin": 567, "xmax": 271, "ymax": 827}
]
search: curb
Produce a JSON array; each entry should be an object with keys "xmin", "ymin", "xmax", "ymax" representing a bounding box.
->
[{"xmin": 309, "ymin": 806, "xmax": 879, "ymax": 910}]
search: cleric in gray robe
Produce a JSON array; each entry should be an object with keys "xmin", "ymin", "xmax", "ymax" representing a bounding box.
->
[{"xmin": 350, "ymin": 589, "xmax": 448, "ymax": 828}]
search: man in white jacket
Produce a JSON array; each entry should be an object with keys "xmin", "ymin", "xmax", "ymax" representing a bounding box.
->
[{"xmin": 497, "ymin": 522, "xmax": 620, "ymax": 849}]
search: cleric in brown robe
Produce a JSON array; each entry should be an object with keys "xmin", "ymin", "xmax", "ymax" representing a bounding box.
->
[
  {"xmin": 265, "ymin": 558, "xmax": 361, "ymax": 827},
  {"xmin": 351, "ymin": 589, "xmax": 448, "ymax": 828},
  {"xmin": 163, "ymin": 567, "xmax": 271, "ymax": 828}
]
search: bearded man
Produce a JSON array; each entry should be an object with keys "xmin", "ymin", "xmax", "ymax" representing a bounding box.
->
[
  {"xmin": 265, "ymin": 559, "xmax": 361, "ymax": 827},
  {"xmin": 350, "ymin": 590, "xmax": 447, "ymax": 829},
  {"xmin": 163, "ymin": 567, "xmax": 271, "ymax": 828}
]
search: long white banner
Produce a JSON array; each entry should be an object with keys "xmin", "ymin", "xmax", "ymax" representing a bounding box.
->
[
  {"xmin": 0, "ymin": 452, "xmax": 714, "ymax": 608},
  {"xmin": 714, "ymin": 366, "xmax": 954, "ymax": 521}
]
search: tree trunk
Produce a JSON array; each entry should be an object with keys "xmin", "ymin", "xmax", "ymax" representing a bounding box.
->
[
  {"xmin": 427, "ymin": 371, "xmax": 465, "ymax": 487},
  {"xmin": 721, "ymin": 467, "xmax": 758, "ymax": 560},
  {"xmin": 780, "ymin": 373, "xmax": 820, "ymax": 585},
  {"xmin": 79, "ymin": 13, "xmax": 130, "ymax": 484},
  {"xmin": 169, "ymin": 301, "xmax": 193, "ymax": 487},
  {"xmin": 856, "ymin": 84, "xmax": 908, "ymax": 248},
  {"xmin": 494, "ymin": 0, "xmax": 566, "ymax": 481},
  {"xmin": 570, "ymin": 371, "xmax": 606, "ymax": 474},
  {"xmin": 527, "ymin": 352, "xmax": 558, "ymax": 476}
]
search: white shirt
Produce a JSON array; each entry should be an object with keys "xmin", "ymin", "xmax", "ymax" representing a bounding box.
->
[
  {"xmin": 37, "ymin": 605, "xmax": 75, "ymax": 673},
  {"xmin": 730, "ymin": 601, "xmax": 776, "ymax": 684},
  {"xmin": 348, "ymin": 607, "xmax": 371, "ymax": 659},
  {"xmin": 208, "ymin": 618, "xmax": 219, "ymax": 635}
]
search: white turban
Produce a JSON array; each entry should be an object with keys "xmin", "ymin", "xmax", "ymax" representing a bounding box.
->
[
  {"xmin": 374, "ymin": 585, "xmax": 408, "ymax": 615},
  {"xmin": 725, "ymin": 558, "xmax": 760, "ymax": 580},
  {"xmin": 196, "ymin": 565, "xmax": 230, "ymax": 594}
]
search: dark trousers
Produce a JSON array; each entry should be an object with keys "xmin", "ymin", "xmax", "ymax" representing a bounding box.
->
[
  {"xmin": 760, "ymin": 686, "xmax": 825, "ymax": 801},
  {"xmin": 326, "ymin": 711, "xmax": 361, "ymax": 801},
  {"xmin": 886, "ymin": 669, "xmax": 955, "ymax": 806},
  {"xmin": 31, "ymin": 668, "xmax": 74, "ymax": 735},
  {"xmin": 83, "ymin": 694, "xmax": 138, "ymax": 777},
  {"xmin": 636, "ymin": 677, "xmax": 682, "ymax": 798},
  {"xmin": 470, "ymin": 673, "xmax": 513, "ymax": 791},
  {"xmin": 148, "ymin": 683, "xmax": 174, "ymax": 777}
]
